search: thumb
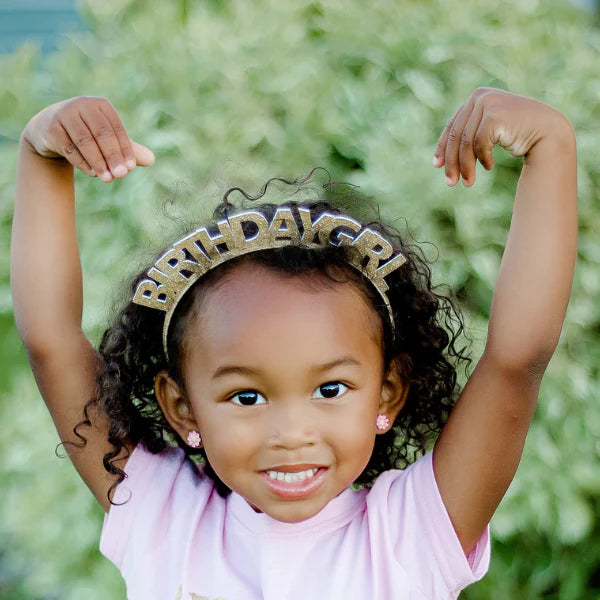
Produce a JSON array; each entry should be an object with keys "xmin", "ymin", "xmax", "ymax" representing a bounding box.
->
[{"xmin": 131, "ymin": 141, "xmax": 155, "ymax": 167}]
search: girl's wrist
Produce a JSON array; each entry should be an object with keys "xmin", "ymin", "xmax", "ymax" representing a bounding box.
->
[
  {"xmin": 21, "ymin": 108, "xmax": 60, "ymax": 159},
  {"xmin": 20, "ymin": 129, "xmax": 70, "ymax": 166},
  {"xmin": 525, "ymin": 112, "xmax": 575, "ymax": 164},
  {"xmin": 19, "ymin": 130, "xmax": 36, "ymax": 152}
]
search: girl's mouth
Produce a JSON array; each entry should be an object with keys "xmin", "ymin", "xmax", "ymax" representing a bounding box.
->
[{"xmin": 260, "ymin": 467, "xmax": 328, "ymax": 499}]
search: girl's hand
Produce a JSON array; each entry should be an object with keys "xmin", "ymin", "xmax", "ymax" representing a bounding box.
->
[
  {"xmin": 433, "ymin": 87, "xmax": 568, "ymax": 187},
  {"xmin": 22, "ymin": 97, "xmax": 155, "ymax": 183}
]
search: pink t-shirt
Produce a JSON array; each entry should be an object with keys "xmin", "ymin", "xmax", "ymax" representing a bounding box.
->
[{"xmin": 101, "ymin": 445, "xmax": 490, "ymax": 599}]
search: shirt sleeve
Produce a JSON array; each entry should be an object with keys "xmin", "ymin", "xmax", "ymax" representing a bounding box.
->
[
  {"xmin": 366, "ymin": 452, "xmax": 491, "ymax": 596},
  {"xmin": 99, "ymin": 443, "xmax": 214, "ymax": 572}
]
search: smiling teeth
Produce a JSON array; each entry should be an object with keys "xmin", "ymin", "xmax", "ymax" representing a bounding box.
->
[{"xmin": 266, "ymin": 468, "xmax": 319, "ymax": 482}]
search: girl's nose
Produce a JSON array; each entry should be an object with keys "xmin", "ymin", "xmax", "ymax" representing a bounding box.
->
[{"xmin": 266, "ymin": 401, "xmax": 319, "ymax": 449}]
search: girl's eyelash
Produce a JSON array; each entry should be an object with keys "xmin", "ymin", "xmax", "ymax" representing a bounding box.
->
[
  {"xmin": 312, "ymin": 382, "xmax": 350, "ymax": 399},
  {"xmin": 228, "ymin": 382, "xmax": 350, "ymax": 405},
  {"xmin": 229, "ymin": 390, "xmax": 267, "ymax": 406}
]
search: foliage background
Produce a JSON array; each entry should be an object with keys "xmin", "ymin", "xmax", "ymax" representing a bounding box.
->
[{"xmin": 1, "ymin": 0, "xmax": 599, "ymax": 598}]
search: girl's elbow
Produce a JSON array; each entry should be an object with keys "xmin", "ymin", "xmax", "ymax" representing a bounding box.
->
[
  {"xmin": 20, "ymin": 327, "xmax": 91, "ymax": 368},
  {"xmin": 483, "ymin": 344, "xmax": 554, "ymax": 381}
]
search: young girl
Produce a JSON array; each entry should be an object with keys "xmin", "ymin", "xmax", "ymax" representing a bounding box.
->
[{"xmin": 11, "ymin": 88, "xmax": 577, "ymax": 599}]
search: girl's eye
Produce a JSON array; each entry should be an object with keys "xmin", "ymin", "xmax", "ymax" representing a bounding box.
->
[
  {"xmin": 229, "ymin": 391, "xmax": 267, "ymax": 406},
  {"xmin": 313, "ymin": 382, "xmax": 349, "ymax": 399}
]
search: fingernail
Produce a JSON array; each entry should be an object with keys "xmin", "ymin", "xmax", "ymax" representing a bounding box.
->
[
  {"xmin": 433, "ymin": 156, "xmax": 443, "ymax": 167},
  {"xmin": 126, "ymin": 159, "xmax": 136, "ymax": 170},
  {"xmin": 113, "ymin": 165, "xmax": 127, "ymax": 177},
  {"xmin": 100, "ymin": 171, "xmax": 113, "ymax": 182},
  {"xmin": 445, "ymin": 176, "xmax": 455, "ymax": 186},
  {"xmin": 90, "ymin": 168, "xmax": 96, "ymax": 176},
  {"xmin": 462, "ymin": 177, "xmax": 472, "ymax": 187}
]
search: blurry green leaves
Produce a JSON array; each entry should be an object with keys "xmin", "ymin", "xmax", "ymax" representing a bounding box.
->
[
  {"xmin": 403, "ymin": 70, "xmax": 444, "ymax": 110},
  {"xmin": 0, "ymin": 0, "xmax": 599, "ymax": 597},
  {"xmin": 1, "ymin": 371, "xmax": 126, "ymax": 598}
]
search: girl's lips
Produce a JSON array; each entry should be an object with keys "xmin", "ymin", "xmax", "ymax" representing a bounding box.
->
[{"xmin": 260, "ymin": 467, "xmax": 328, "ymax": 499}]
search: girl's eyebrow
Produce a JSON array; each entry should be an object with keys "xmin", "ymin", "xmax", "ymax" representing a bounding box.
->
[
  {"xmin": 211, "ymin": 357, "xmax": 362, "ymax": 380},
  {"xmin": 211, "ymin": 365, "xmax": 259, "ymax": 380}
]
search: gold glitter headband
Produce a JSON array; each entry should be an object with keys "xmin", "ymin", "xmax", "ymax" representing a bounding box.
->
[{"xmin": 132, "ymin": 207, "xmax": 406, "ymax": 357}]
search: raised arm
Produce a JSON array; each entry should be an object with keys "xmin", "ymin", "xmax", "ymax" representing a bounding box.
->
[
  {"xmin": 430, "ymin": 88, "xmax": 577, "ymax": 553},
  {"xmin": 11, "ymin": 97, "xmax": 154, "ymax": 511}
]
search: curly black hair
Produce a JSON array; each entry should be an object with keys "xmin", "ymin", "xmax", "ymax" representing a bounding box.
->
[{"xmin": 75, "ymin": 170, "xmax": 471, "ymax": 503}]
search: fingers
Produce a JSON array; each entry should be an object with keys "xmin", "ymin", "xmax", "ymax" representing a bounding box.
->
[
  {"xmin": 472, "ymin": 115, "xmax": 495, "ymax": 171},
  {"xmin": 55, "ymin": 98, "xmax": 153, "ymax": 183},
  {"xmin": 47, "ymin": 121, "xmax": 96, "ymax": 177},
  {"xmin": 58, "ymin": 115, "xmax": 110, "ymax": 182},
  {"xmin": 98, "ymin": 101, "xmax": 137, "ymax": 171},
  {"xmin": 434, "ymin": 89, "xmax": 496, "ymax": 187},
  {"xmin": 442, "ymin": 101, "xmax": 474, "ymax": 186},
  {"xmin": 457, "ymin": 102, "xmax": 484, "ymax": 186},
  {"xmin": 433, "ymin": 113, "xmax": 459, "ymax": 169},
  {"xmin": 60, "ymin": 101, "xmax": 126, "ymax": 182},
  {"xmin": 131, "ymin": 141, "xmax": 155, "ymax": 167}
]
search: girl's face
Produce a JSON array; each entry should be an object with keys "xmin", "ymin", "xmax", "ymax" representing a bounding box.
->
[{"xmin": 159, "ymin": 262, "xmax": 406, "ymax": 523}]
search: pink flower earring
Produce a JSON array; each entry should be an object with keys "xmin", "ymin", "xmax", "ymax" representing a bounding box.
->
[
  {"xmin": 376, "ymin": 414, "xmax": 390, "ymax": 430},
  {"xmin": 187, "ymin": 430, "xmax": 201, "ymax": 448}
]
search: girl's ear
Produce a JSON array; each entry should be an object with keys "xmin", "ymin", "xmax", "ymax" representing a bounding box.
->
[
  {"xmin": 154, "ymin": 371, "xmax": 200, "ymax": 446},
  {"xmin": 377, "ymin": 357, "xmax": 410, "ymax": 431}
]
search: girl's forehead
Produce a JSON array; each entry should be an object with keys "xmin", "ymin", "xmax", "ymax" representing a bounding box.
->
[{"xmin": 183, "ymin": 263, "xmax": 383, "ymax": 371}]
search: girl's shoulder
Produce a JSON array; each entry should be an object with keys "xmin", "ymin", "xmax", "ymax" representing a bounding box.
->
[
  {"xmin": 117, "ymin": 442, "xmax": 210, "ymax": 500},
  {"xmin": 367, "ymin": 450, "xmax": 434, "ymax": 497},
  {"xmin": 366, "ymin": 452, "xmax": 490, "ymax": 587},
  {"xmin": 101, "ymin": 443, "xmax": 219, "ymax": 568}
]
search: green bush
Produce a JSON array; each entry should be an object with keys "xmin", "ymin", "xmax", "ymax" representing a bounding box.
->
[{"xmin": 1, "ymin": 1, "xmax": 598, "ymax": 597}]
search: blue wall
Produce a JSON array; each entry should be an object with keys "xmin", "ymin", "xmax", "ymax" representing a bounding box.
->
[{"xmin": 0, "ymin": 0, "xmax": 86, "ymax": 54}]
